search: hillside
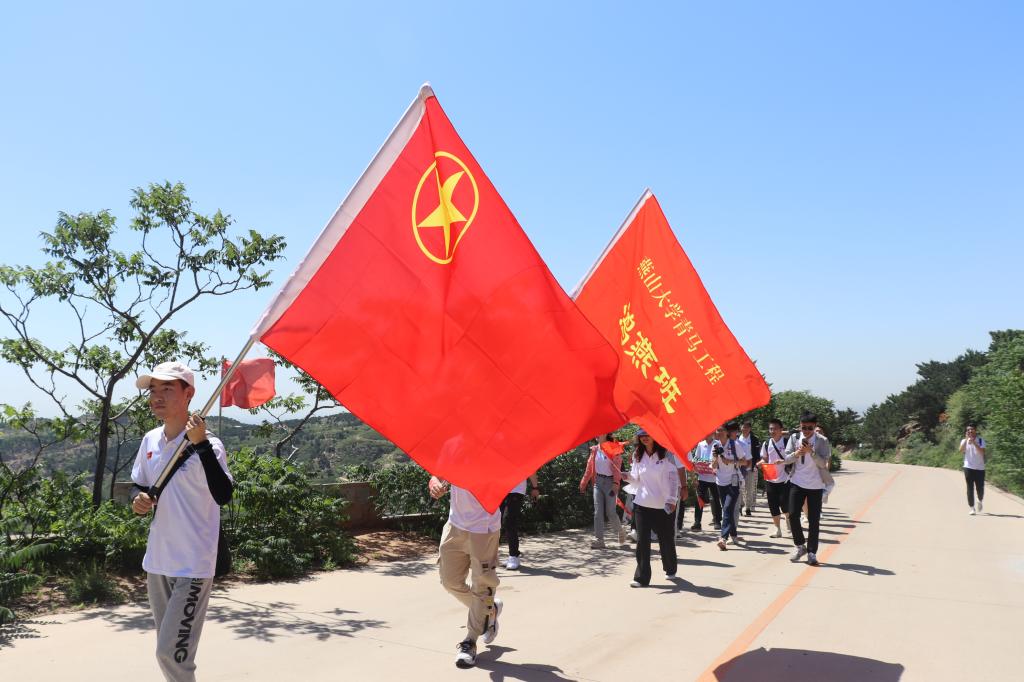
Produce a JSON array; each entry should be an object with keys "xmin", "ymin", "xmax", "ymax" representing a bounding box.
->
[{"xmin": 0, "ymin": 412, "xmax": 407, "ymax": 483}]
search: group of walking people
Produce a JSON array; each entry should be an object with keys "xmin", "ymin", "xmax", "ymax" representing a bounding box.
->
[{"xmin": 123, "ymin": 359, "xmax": 990, "ymax": 677}]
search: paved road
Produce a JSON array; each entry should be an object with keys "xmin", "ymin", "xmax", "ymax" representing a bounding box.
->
[{"xmin": 3, "ymin": 460, "xmax": 1022, "ymax": 681}]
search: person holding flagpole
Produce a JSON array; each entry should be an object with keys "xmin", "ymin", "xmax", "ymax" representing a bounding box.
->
[
  {"xmin": 129, "ymin": 362, "xmax": 233, "ymax": 682},
  {"xmin": 429, "ymin": 476, "xmax": 503, "ymax": 669},
  {"xmin": 580, "ymin": 434, "xmax": 628, "ymax": 549},
  {"xmin": 622, "ymin": 429, "xmax": 679, "ymax": 587}
]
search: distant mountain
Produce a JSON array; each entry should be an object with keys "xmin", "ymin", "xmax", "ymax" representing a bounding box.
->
[{"xmin": 0, "ymin": 412, "xmax": 407, "ymax": 483}]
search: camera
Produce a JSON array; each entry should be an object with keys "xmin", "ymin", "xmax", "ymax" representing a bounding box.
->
[{"xmin": 712, "ymin": 444, "xmax": 725, "ymax": 456}]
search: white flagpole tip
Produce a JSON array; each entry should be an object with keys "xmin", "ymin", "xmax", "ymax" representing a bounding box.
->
[{"xmin": 419, "ymin": 83, "xmax": 435, "ymax": 100}]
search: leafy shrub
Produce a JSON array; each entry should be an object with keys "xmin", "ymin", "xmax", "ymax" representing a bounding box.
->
[
  {"xmin": 66, "ymin": 561, "xmax": 121, "ymax": 604},
  {"xmin": 225, "ymin": 448, "xmax": 355, "ymax": 580},
  {"xmin": 6, "ymin": 471, "xmax": 148, "ymax": 572},
  {"xmin": 1, "ymin": 516, "xmax": 52, "ymax": 624}
]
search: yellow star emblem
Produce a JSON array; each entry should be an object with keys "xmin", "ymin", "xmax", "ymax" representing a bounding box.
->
[{"xmin": 412, "ymin": 151, "xmax": 478, "ymax": 264}]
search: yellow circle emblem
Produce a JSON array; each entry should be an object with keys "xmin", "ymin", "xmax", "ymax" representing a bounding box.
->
[{"xmin": 411, "ymin": 151, "xmax": 479, "ymax": 265}]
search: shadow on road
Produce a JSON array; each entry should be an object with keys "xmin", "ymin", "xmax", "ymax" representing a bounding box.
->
[
  {"xmin": 0, "ymin": 618, "xmax": 57, "ymax": 649},
  {"xmin": 713, "ymin": 647, "xmax": 904, "ymax": 681},
  {"xmin": 659, "ymin": 575, "xmax": 732, "ymax": 598},
  {"xmin": 71, "ymin": 596, "xmax": 388, "ymax": 643},
  {"xmin": 475, "ymin": 645, "xmax": 575, "ymax": 681},
  {"xmin": 818, "ymin": 562, "xmax": 894, "ymax": 576}
]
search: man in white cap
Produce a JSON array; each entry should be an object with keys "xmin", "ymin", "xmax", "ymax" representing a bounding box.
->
[{"xmin": 129, "ymin": 361, "xmax": 232, "ymax": 682}]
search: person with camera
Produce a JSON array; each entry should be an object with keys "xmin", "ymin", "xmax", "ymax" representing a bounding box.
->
[
  {"xmin": 129, "ymin": 362, "xmax": 233, "ymax": 682},
  {"xmin": 783, "ymin": 412, "xmax": 831, "ymax": 566},
  {"xmin": 687, "ymin": 433, "xmax": 722, "ymax": 532},
  {"xmin": 960, "ymin": 424, "xmax": 987, "ymax": 514},
  {"xmin": 714, "ymin": 422, "xmax": 748, "ymax": 550},
  {"xmin": 758, "ymin": 418, "xmax": 791, "ymax": 538},
  {"xmin": 622, "ymin": 429, "xmax": 679, "ymax": 587}
]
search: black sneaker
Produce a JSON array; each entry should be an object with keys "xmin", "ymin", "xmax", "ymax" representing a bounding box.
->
[
  {"xmin": 744, "ymin": 509, "xmax": 752, "ymax": 517},
  {"xmin": 455, "ymin": 640, "xmax": 477, "ymax": 668},
  {"xmin": 713, "ymin": 522, "xmax": 722, "ymax": 530},
  {"xmin": 690, "ymin": 524, "xmax": 702, "ymax": 531}
]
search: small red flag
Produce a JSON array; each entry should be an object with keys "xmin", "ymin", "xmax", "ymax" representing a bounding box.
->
[
  {"xmin": 250, "ymin": 85, "xmax": 623, "ymax": 512},
  {"xmin": 220, "ymin": 358, "xmax": 276, "ymax": 409},
  {"xmin": 761, "ymin": 463, "xmax": 779, "ymax": 480},
  {"xmin": 574, "ymin": 191, "xmax": 770, "ymax": 469}
]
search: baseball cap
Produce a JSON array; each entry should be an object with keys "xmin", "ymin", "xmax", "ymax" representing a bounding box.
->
[
  {"xmin": 135, "ymin": 361, "xmax": 195, "ymax": 389},
  {"xmin": 636, "ymin": 428, "xmax": 649, "ymax": 437}
]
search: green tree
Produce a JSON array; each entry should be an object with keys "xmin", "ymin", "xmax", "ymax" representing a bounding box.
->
[{"xmin": 0, "ymin": 182, "xmax": 286, "ymax": 506}]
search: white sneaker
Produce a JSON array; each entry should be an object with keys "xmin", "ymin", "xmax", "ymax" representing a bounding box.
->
[
  {"xmin": 505, "ymin": 556, "xmax": 520, "ymax": 570},
  {"xmin": 482, "ymin": 598, "xmax": 502, "ymax": 644},
  {"xmin": 791, "ymin": 545, "xmax": 807, "ymax": 562},
  {"xmin": 770, "ymin": 527, "xmax": 782, "ymax": 538},
  {"xmin": 807, "ymin": 552, "xmax": 819, "ymax": 566},
  {"xmin": 627, "ymin": 529, "xmax": 638, "ymax": 542},
  {"xmin": 969, "ymin": 507, "xmax": 976, "ymax": 515},
  {"xmin": 455, "ymin": 640, "xmax": 477, "ymax": 668},
  {"xmin": 976, "ymin": 500, "xmax": 983, "ymax": 513}
]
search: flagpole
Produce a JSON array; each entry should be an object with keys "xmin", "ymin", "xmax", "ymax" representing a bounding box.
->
[
  {"xmin": 218, "ymin": 356, "xmax": 225, "ymax": 442},
  {"xmin": 149, "ymin": 336, "xmax": 257, "ymax": 497}
]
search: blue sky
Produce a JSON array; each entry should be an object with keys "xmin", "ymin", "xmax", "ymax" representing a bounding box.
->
[{"xmin": 1, "ymin": 1, "xmax": 1021, "ymax": 421}]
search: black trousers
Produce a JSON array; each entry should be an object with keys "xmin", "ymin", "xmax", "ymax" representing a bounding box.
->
[
  {"xmin": 788, "ymin": 485, "xmax": 823, "ymax": 554},
  {"xmin": 766, "ymin": 480, "xmax": 790, "ymax": 517},
  {"xmin": 964, "ymin": 468, "xmax": 985, "ymax": 507},
  {"xmin": 500, "ymin": 492, "xmax": 524, "ymax": 557},
  {"xmin": 693, "ymin": 480, "xmax": 722, "ymax": 526},
  {"xmin": 633, "ymin": 504, "xmax": 677, "ymax": 585}
]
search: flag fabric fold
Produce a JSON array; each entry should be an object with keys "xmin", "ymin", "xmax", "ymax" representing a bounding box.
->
[
  {"xmin": 573, "ymin": 191, "xmax": 770, "ymax": 467},
  {"xmin": 251, "ymin": 85, "xmax": 624, "ymax": 511},
  {"xmin": 220, "ymin": 358, "xmax": 276, "ymax": 409}
]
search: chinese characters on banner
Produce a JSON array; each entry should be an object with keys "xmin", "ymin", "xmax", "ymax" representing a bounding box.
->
[{"xmin": 574, "ymin": 191, "xmax": 770, "ymax": 464}]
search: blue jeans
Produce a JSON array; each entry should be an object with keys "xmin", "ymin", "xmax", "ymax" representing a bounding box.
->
[{"xmin": 718, "ymin": 484, "xmax": 740, "ymax": 539}]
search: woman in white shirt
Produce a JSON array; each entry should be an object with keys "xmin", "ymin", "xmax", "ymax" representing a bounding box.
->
[
  {"xmin": 960, "ymin": 424, "xmax": 987, "ymax": 514},
  {"xmin": 621, "ymin": 429, "xmax": 679, "ymax": 587}
]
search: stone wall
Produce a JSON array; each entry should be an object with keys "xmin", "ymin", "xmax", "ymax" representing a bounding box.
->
[{"xmin": 111, "ymin": 480, "xmax": 385, "ymax": 530}]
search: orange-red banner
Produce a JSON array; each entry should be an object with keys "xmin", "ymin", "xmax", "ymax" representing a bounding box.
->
[{"xmin": 574, "ymin": 191, "xmax": 770, "ymax": 467}]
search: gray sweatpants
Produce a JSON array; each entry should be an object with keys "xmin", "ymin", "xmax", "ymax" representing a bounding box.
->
[
  {"xmin": 593, "ymin": 475, "xmax": 622, "ymax": 542},
  {"xmin": 148, "ymin": 573, "xmax": 214, "ymax": 682}
]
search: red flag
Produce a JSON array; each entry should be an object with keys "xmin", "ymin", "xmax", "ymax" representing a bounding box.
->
[
  {"xmin": 573, "ymin": 191, "xmax": 770, "ymax": 469},
  {"xmin": 250, "ymin": 85, "xmax": 623, "ymax": 511},
  {"xmin": 220, "ymin": 358, "xmax": 276, "ymax": 409},
  {"xmin": 760, "ymin": 463, "xmax": 779, "ymax": 480}
]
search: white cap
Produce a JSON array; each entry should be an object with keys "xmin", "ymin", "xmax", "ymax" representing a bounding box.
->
[{"xmin": 135, "ymin": 361, "xmax": 195, "ymax": 389}]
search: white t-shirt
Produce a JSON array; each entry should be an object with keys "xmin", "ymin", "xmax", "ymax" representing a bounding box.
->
[
  {"xmin": 131, "ymin": 426, "xmax": 231, "ymax": 579},
  {"xmin": 594, "ymin": 449, "xmax": 615, "ymax": 476},
  {"xmin": 690, "ymin": 440, "xmax": 718, "ymax": 483},
  {"xmin": 961, "ymin": 437, "xmax": 986, "ymax": 470},
  {"xmin": 511, "ymin": 479, "xmax": 528, "ymax": 495},
  {"xmin": 787, "ymin": 433, "xmax": 827, "ymax": 490},
  {"xmin": 761, "ymin": 437, "xmax": 790, "ymax": 483},
  {"xmin": 449, "ymin": 485, "xmax": 501, "ymax": 534},
  {"xmin": 714, "ymin": 439, "xmax": 744, "ymax": 487},
  {"xmin": 626, "ymin": 453, "xmax": 680, "ymax": 509}
]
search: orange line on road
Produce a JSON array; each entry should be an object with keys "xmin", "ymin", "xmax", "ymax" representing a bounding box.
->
[{"xmin": 697, "ymin": 470, "xmax": 901, "ymax": 682}]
